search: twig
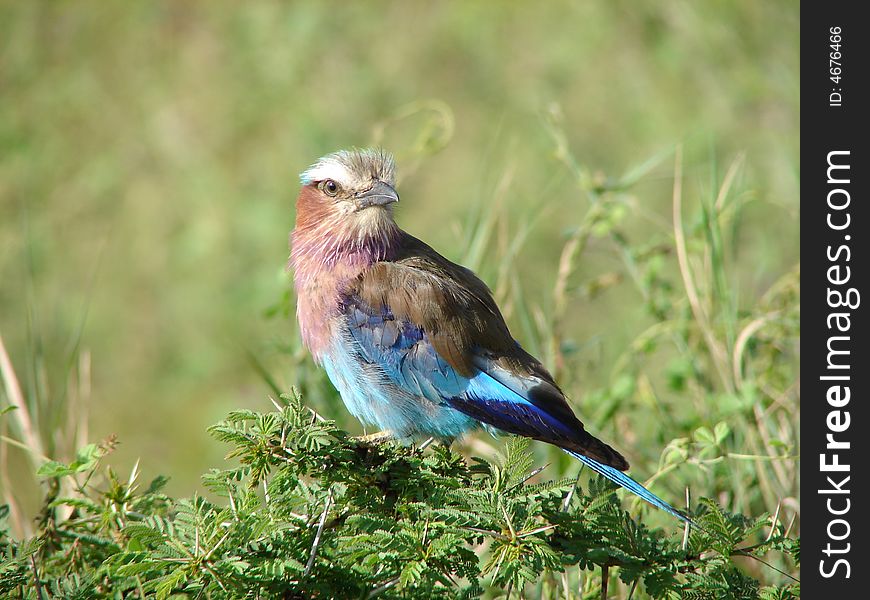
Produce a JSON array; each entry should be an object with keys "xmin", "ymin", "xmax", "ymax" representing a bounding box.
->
[
  {"xmin": 506, "ymin": 463, "xmax": 549, "ymax": 494},
  {"xmin": 517, "ymin": 524, "xmax": 556, "ymax": 538},
  {"xmin": 1, "ymin": 332, "xmax": 43, "ymax": 538},
  {"xmin": 732, "ymin": 314, "xmax": 777, "ymax": 389},
  {"xmin": 461, "ymin": 526, "xmax": 509, "ymax": 541},
  {"xmin": 783, "ymin": 512, "xmax": 797, "ymax": 538},
  {"xmin": 304, "ymin": 488, "xmax": 334, "ymax": 577},
  {"xmin": 202, "ymin": 528, "xmax": 233, "ymax": 562},
  {"xmin": 366, "ymin": 576, "xmax": 400, "ymax": 599},
  {"xmin": 627, "ymin": 578, "xmax": 639, "ymax": 600},
  {"xmin": 671, "ymin": 147, "xmax": 734, "ymax": 394},
  {"xmin": 0, "ymin": 434, "xmax": 49, "ymax": 461},
  {"xmin": 562, "ymin": 467, "xmax": 584, "ymax": 512},
  {"xmin": 713, "ymin": 152, "xmax": 746, "ymax": 213},
  {"xmin": 501, "ymin": 502, "xmax": 516, "ymax": 539},
  {"xmin": 682, "ymin": 487, "xmax": 691, "ymax": 551},
  {"xmin": 1, "ymin": 332, "xmax": 45, "ymax": 460},
  {"xmin": 30, "ymin": 555, "xmax": 45, "ymax": 600},
  {"xmin": 766, "ymin": 501, "xmax": 782, "ymax": 542},
  {"xmin": 732, "ymin": 549, "xmax": 800, "ymax": 583}
]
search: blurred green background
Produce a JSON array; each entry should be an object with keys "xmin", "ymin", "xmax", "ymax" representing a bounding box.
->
[{"xmin": 1, "ymin": 0, "xmax": 798, "ymax": 540}]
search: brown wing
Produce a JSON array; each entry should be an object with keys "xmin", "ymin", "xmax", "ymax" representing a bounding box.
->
[
  {"xmin": 352, "ymin": 234, "xmax": 514, "ymax": 377},
  {"xmin": 346, "ymin": 232, "xmax": 629, "ymax": 470}
]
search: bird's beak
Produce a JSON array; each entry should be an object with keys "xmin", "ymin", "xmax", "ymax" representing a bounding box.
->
[{"xmin": 355, "ymin": 181, "xmax": 399, "ymax": 208}]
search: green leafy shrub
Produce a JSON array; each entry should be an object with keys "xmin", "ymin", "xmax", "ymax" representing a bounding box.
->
[{"xmin": 2, "ymin": 393, "xmax": 797, "ymax": 599}]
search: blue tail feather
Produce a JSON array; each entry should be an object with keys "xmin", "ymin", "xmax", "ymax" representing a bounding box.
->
[{"xmin": 566, "ymin": 450, "xmax": 692, "ymax": 525}]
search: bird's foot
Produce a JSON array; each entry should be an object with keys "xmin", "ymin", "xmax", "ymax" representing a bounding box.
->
[{"xmin": 352, "ymin": 430, "xmax": 396, "ymax": 445}]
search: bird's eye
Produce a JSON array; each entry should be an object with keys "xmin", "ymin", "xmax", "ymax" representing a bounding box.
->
[{"xmin": 321, "ymin": 179, "xmax": 339, "ymax": 196}]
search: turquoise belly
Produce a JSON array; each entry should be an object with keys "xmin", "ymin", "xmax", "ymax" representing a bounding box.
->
[{"xmin": 320, "ymin": 337, "xmax": 477, "ymax": 440}]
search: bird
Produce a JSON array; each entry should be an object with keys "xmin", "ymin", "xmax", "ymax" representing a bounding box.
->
[{"xmin": 290, "ymin": 148, "xmax": 689, "ymax": 523}]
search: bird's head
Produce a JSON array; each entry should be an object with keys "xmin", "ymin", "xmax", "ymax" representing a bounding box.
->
[
  {"xmin": 291, "ymin": 149, "xmax": 401, "ymax": 277},
  {"xmin": 299, "ymin": 147, "xmax": 399, "ymax": 214}
]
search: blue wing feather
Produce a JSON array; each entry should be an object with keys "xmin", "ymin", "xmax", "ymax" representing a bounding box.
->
[
  {"xmin": 341, "ymin": 294, "xmax": 690, "ymax": 523},
  {"xmin": 344, "ymin": 300, "xmax": 577, "ymax": 440}
]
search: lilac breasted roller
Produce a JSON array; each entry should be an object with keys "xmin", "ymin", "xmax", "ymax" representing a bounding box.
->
[{"xmin": 290, "ymin": 148, "xmax": 689, "ymax": 523}]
